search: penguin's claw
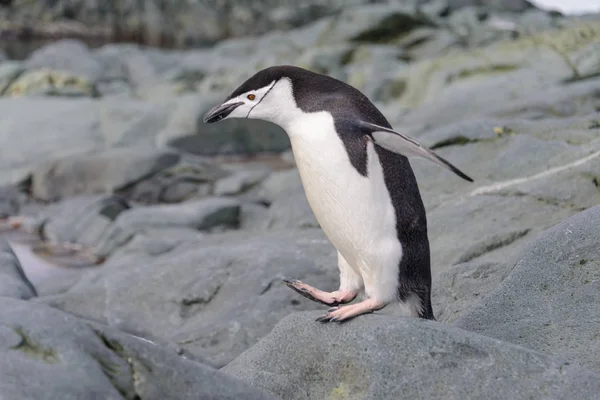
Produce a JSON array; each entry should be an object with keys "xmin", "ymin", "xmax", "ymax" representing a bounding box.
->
[{"xmin": 315, "ymin": 298, "xmax": 387, "ymax": 323}]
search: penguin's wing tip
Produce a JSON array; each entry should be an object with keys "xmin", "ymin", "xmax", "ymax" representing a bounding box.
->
[{"xmin": 356, "ymin": 120, "xmax": 474, "ymax": 182}]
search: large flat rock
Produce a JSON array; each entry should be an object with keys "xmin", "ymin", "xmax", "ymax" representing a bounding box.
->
[{"xmin": 223, "ymin": 311, "xmax": 600, "ymax": 400}]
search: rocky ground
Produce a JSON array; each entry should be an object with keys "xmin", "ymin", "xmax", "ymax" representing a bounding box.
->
[{"xmin": 1, "ymin": 0, "xmax": 600, "ymax": 399}]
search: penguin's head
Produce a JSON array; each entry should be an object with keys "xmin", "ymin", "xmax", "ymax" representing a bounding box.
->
[{"xmin": 203, "ymin": 65, "xmax": 321, "ymax": 128}]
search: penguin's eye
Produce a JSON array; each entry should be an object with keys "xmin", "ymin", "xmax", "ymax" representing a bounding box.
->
[{"xmin": 247, "ymin": 94, "xmax": 256, "ymax": 100}]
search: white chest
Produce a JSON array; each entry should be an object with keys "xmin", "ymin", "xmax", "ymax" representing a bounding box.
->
[{"xmin": 286, "ymin": 113, "xmax": 401, "ymax": 270}]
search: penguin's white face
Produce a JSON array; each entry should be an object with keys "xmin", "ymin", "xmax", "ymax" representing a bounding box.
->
[
  {"xmin": 203, "ymin": 76, "xmax": 302, "ymax": 129},
  {"xmin": 203, "ymin": 80, "xmax": 280, "ymax": 124}
]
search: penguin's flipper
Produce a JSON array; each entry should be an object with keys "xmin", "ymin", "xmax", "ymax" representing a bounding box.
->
[{"xmin": 356, "ymin": 120, "xmax": 474, "ymax": 182}]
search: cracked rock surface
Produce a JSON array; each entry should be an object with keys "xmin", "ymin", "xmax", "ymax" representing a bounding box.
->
[
  {"xmin": 39, "ymin": 229, "xmax": 339, "ymax": 367},
  {"xmin": 0, "ymin": 298, "xmax": 277, "ymax": 400}
]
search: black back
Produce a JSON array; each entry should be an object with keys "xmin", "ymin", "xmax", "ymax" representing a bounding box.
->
[{"xmin": 231, "ymin": 65, "xmax": 434, "ymax": 319}]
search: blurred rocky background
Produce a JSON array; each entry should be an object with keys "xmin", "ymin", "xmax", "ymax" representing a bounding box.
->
[{"xmin": 1, "ymin": 0, "xmax": 600, "ymax": 399}]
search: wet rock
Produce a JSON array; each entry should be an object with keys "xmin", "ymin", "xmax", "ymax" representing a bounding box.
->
[
  {"xmin": 456, "ymin": 205, "xmax": 600, "ymax": 371},
  {"xmin": 223, "ymin": 311, "xmax": 600, "ymax": 400},
  {"xmin": 0, "ymin": 298, "xmax": 277, "ymax": 400},
  {"xmin": 0, "ymin": 239, "xmax": 37, "ymax": 299}
]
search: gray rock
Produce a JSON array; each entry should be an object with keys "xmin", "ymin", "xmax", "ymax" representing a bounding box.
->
[
  {"xmin": 456, "ymin": 205, "xmax": 600, "ymax": 371},
  {"xmin": 4, "ymin": 68, "xmax": 99, "ymax": 97},
  {"xmin": 0, "ymin": 98, "xmax": 168, "ymax": 186},
  {"xmin": 92, "ymin": 197, "xmax": 240, "ymax": 258},
  {"xmin": 223, "ymin": 311, "xmax": 600, "ymax": 400},
  {"xmin": 214, "ymin": 169, "xmax": 270, "ymax": 196},
  {"xmin": 25, "ymin": 39, "xmax": 105, "ymax": 81},
  {"xmin": 257, "ymin": 169, "xmax": 319, "ymax": 229},
  {"xmin": 409, "ymin": 112, "xmax": 600, "ymax": 209},
  {"xmin": 119, "ymin": 155, "xmax": 228, "ymax": 204},
  {"xmin": 318, "ymin": 3, "xmax": 433, "ymax": 45},
  {"xmin": 443, "ymin": 6, "xmax": 516, "ymax": 49},
  {"xmin": 18, "ymin": 194, "xmax": 236, "ymax": 261},
  {"xmin": 98, "ymin": 98, "xmax": 173, "ymax": 148},
  {"xmin": 294, "ymin": 44, "xmax": 354, "ymax": 81},
  {"xmin": 41, "ymin": 228, "xmax": 339, "ymax": 367},
  {"xmin": 447, "ymin": 0, "xmax": 534, "ymax": 12},
  {"xmin": 400, "ymin": 27, "xmax": 462, "ymax": 60},
  {"xmin": 432, "ymin": 261, "xmax": 510, "ymax": 323},
  {"xmin": 0, "ymin": 240, "xmax": 37, "ymax": 299},
  {"xmin": 93, "ymin": 43, "xmax": 182, "ymax": 89},
  {"xmin": 0, "ymin": 185, "xmax": 25, "ymax": 218},
  {"xmin": 163, "ymin": 93, "xmax": 291, "ymax": 156},
  {"xmin": 0, "ymin": 0, "xmax": 374, "ymax": 47},
  {"xmin": 398, "ymin": 21, "xmax": 600, "ymax": 124},
  {"xmin": 0, "ymin": 61, "xmax": 25, "ymax": 94},
  {"xmin": 114, "ymin": 197, "xmax": 240, "ymax": 231},
  {"xmin": 40, "ymin": 195, "xmax": 131, "ymax": 248},
  {"xmin": 239, "ymin": 203, "xmax": 271, "ymax": 231},
  {"xmin": 345, "ymin": 45, "xmax": 408, "ymax": 101},
  {"xmin": 31, "ymin": 147, "xmax": 181, "ymax": 201},
  {"xmin": 0, "ymin": 297, "xmax": 277, "ymax": 400},
  {"xmin": 426, "ymin": 192, "xmax": 579, "ymax": 276},
  {"xmin": 107, "ymin": 227, "xmax": 205, "ymax": 258}
]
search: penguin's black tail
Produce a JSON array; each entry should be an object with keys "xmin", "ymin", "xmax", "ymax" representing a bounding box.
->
[
  {"xmin": 418, "ymin": 300, "xmax": 436, "ymax": 321},
  {"xmin": 406, "ymin": 289, "xmax": 436, "ymax": 320}
]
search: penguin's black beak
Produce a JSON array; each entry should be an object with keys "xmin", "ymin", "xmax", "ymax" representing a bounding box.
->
[{"xmin": 203, "ymin": 102, "xmax": 244, "ymax": 124}]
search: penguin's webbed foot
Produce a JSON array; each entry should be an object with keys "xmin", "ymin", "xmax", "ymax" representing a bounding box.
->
[
  {"xmin": 283, "ymin": 279, "xmax": 357, "ymax": 306},
  {"xmin": 315, "ymin": 298, "xmax": 386, "ymax": 323}
]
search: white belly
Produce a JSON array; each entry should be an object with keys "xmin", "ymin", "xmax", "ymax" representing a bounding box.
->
[{"xmin": 287, "ymin": 112, "xmax": 402, "ymax": 300}]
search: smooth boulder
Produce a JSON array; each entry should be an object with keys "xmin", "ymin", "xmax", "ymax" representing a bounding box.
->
[
  {"xmin": 456, "ymin": 205, "xmax": 600, "ymax": 371},
  {"xmin": 223, "ymin": 311, "xmax": 600, "ymax": 400}
]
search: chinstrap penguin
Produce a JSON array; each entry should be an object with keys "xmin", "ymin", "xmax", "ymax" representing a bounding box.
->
[{"xmin": 203, "ymin": 65, "xmax": 473, "ymax": 323}]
